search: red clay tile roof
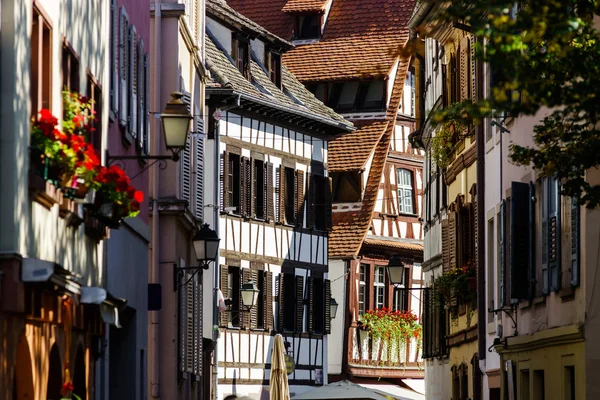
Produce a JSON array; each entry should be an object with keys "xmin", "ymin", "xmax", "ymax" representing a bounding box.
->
[
  {"xmin": 329, "ymin": 55, "xmax": 411, "ymax": 259},
  {"xmin": 362, "ymin": 238, "xmax": 424, "ymax": 252},
  {"xmin": 328, "ymin": 120, "xmax": 388, "ymax": 172},
  {"xmin": 226, "ymin": 0, "xmax": 295, "ymax": 39},
  {"xmin": 282, "ymin": 0, "xmax": 328, "ymax": 12}
]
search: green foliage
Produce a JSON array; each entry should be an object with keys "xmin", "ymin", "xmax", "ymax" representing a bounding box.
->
[
  {"xmin": 426, "ymin": 0, "xmax": 600, "ymax": 207},
  {"xmin": 430, "ymin": 118, "xmax": 468, "ymax": 168},
  {"xmin": 432, "ymin": 262, "xmax": 476, "ymax": 306}
]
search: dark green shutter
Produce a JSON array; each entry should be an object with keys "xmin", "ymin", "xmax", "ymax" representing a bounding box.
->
[
  {"xmin": 571, "ymin": 196, "xmax": 580, "ymax": 287},
  {"xmin": 542, "ymin": 179, "xmax": 549, "ymax": 295},
  {"xmin": 295, "ymin": 276, "xmax": 304, "ymax": 333},
  {"xmin": 549, "ymin": 178, "xmax": 561, "ymax": 292},
  {"xmin": 324, "ymin": 279, "xmax": 331, "ymax": 334},
  {"xmin": 529, "ymin": 182, "xmax": 536, "ymax": 298},
  {"xmin": 510, "ymin": 182, "xmax": 531, "ymax": 302}
]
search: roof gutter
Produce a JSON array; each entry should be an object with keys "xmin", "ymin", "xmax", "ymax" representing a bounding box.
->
[{"xmin": 408, "ymin": 0, "xmax": 437, "ymax": 32}]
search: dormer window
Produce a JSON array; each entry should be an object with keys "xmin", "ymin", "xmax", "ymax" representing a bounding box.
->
[
  {"xmin": 265, "ymin": 51, "xmax": 282, "ymax": 88},
  {"xmin": 294, "ymin": 14, "xmax": 321, "ymax": 39},
  {"xmin": 232, "ymin": 34, "xmax": 250, "ymax": 79},
  {"xmin": 308, "ymin": 80, "xmax": 386, "ymax": 112}
]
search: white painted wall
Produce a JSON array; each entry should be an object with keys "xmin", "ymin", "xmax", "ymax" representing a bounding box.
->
[{"xmin": 327, "ymin": 259, "xmax": 346, "ymax": 375}]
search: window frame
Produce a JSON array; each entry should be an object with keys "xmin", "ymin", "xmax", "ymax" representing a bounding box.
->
[
  {"xmin": 265, "ymin": 50, "xmax": 282, "ymax": 88},
  {"xmin": 358, "ymin": 264, "xmax": 367, "ymax": 316},
  {"xmin": 374, "ymin": 266, "xmax": 386, "ymax": 310},
  {"xmin": 294, "ymin": 13, "xmax": 322, "ymax": 40},
  {"xmin": 232, "ymin": 34, "xmax": 250, "ymax": 79},
  {"xmin": 397, "ymin": 168, "xmax": 415, "ymax": 215},
  {"xmin": 62, "ymin": 40, "xmax": 80, "ymax": 93},
  {"xmin": 227, "ymin": 266, "xmax": 241, "ymax": 328},
  {"xmin": 31, "ymin": 4, "xmax": 53, "ymax": 117},
  {"xmin": 86, "ymin": 73, "xmax": 102, "ymax": 153}
]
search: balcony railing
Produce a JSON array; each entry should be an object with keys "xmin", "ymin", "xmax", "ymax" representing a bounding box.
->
[{"xmin": 348, "ymin": 326, "xmax": 422, "ymax": 370}]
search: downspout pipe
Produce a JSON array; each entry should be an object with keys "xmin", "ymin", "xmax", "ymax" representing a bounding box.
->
[
  {"xmin": 150, "ymin": 0, "xmax": 162, "ymax": 398},
  {"xmin": 476, "ymin": 71, "xmax": 486, "ymax": 362}
]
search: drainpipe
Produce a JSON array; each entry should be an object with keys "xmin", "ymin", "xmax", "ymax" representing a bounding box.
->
[
  {"xmin": 150, "ymin": 0, "xmax": 162, "ymax": 398},
  {"xmin": 212, "ymin": 114, "xmax": 220, "ymax": 400},
  {"xmin": 476, "ymin": 77, "xmax": 486, "ymax": 362}
]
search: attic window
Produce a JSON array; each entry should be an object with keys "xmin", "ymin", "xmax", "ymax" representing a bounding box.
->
[
  {"xmin": 232, "ymin": 34, "xmax": 250, "ymax": 79},
  {"xmin": 265, "ymin": 51, "xmax": 282, "ymax": 88},
  {"xmin": 294, "ymin": 14, "xmax": 321, "ymax": 39},
  {"xmin": 309, "ymin": 81, "xmax": 386, "ymax": 112}
]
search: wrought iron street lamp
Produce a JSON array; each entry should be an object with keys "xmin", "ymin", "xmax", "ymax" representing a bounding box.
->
[
  {"xmin": 108, "ymin": 92, "xmax": 192, "ymax": 165},
  {"xmin": 240, "ymin": 281, "xmax": 260, "ymax": 311},
  {"xmin": 173, "ymin": 224, "xmax": 220, "ymax": 290},
  {"xmin": 386, "ymin": 254, "xmax": 406, "ymax": 286},
  {"xmin": 330, "ymin": 297, "xmax": 339, "ymax": 320}
]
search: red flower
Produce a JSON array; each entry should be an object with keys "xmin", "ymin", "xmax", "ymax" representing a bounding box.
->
[
  {"xmin": 134, "ymin": 190, "xmax": 144, "ymax": 203},
  {"xmin": 73, "ymin": 114, "xmax": 85, "ymax": 128}
]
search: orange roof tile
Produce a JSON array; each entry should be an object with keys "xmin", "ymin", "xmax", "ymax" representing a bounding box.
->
[
  {"xmin": 226, "ymin": 0, "xmax": 295, "ymax": 39},
  {"xmin": 328, "ymin": 55, "xmax": 411, "ymax": 259},
  {"xmin": 362, "ymin": 238, "xmax": 424, "ymax": 252},
  {"xmin": 328, "ymin": 120, "xmax": 389, "ymax": 172},
  {"xmin": 282, "ymin": 0, "xmax": 328, "ymax": 12}
]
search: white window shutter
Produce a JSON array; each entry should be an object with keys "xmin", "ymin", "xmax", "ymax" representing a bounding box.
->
[
  {"xmin": 194, "ymin": 112, "xmax": 204, "ymax": 221},
  {"xmin": 137, "ymin": 39, "xmax": 145, "ymax": 149},
  {"xmin": 129, "ymin": 25, "xmax": 138, "ymax": 138},
  {"xmin": 180, "ymin": 92, "xmax": 192, "ymax": 206},
  {"xmin": 119, "ymin": 7, "xmax": 129, "ymax": 127},
  {"xmin": 110, "ymin": 0, "xmax": 119, "ymax": 114},
  {"xmin": 178, "ymin": 259, "xmax": 188, "ymax": 374},
  {"xmin": 186, "ymin": 275, "xmax": 194, "ymax": 373},
  {"xmin": 143, "ymin": 54, "xmax": 150, "ymax": 155}
]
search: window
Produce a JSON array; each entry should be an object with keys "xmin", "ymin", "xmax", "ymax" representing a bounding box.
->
[
  {"xmin": 358, "ymin": 264, "xmax": 367, "ymax": 316},
  {"xmin": 295, "ymin": 14, "xmax": 321, "ymax": 39},
  {"xmin": 62, "ymin": 42, "xmax": 80, "ymax": 92},
  {"xmin": 397, "ymin": 168, "xmax": 415, "ymax": 214},
  {"xmin": 228, "ymin": 267, "xmax": 241, "ymax": 327},
  {"xmin": 315, "ymin": 81, "xmax": 386, "ymax": 112},
  {"xmin": 254, "ymin": 159, "xmax": 265, "ymax": 219},
  {"xmin": 232, "ymin": 35, "xmax": 250, "ymax": 79},
  {"xmin": 228, "ymin": 153, "xmax": 241, "ymax": 214},
  {"xmin": 564, "ymin": 366, "xmax": 575, "ymax": 400},
  {"xmin": 520, "ymin": 369, "xmax": 530, "ymax": 400},
  {"xmin": 460, "ymin": 364, "xmax": 469, "ymax": 400},
  {"xmin": 392, "ymin": 288, "xmax": 408, "ymax": 312},
  {"xmin": 374, "ymin": 266, "xmax": 385, "ymax": 309},
  {"xmin": 281, "ymin": 273, "xmax": 297, "ymax": 332},
  {"xmin": 331, "ymin": 172, "xmax": 361, "ymax": 203},
  {"xmin": 311, "ymin": 277, "xmax": 325, "ymax": 333},
  {"xmin": 284, "ymin": 167, "xmax": 296, "ymax": 224},
  {"xmin": 86, "ymin": 75, "xmax": 102, "ymax": 153},
  {"xmin": 313, "ymin": 175, "xmax": 330, "ymax": 231},
  {"xmin": 265, "ymin": 51, "xmax": 282, "ymax": 88},
  {"xmin": 31, "ymin": 6, "xmax": 52, "ymax": 116},
  {"xmin": 533, "ymin": 370, "xmax": 545, "ymax": 400}
]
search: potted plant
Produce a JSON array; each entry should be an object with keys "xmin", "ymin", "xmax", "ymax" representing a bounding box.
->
[
  {"xmin": 90, "ymin": 165, "xmax": 143, "ymax": 227},
  {"xmin": 358, "ymin": 308, "xmax": 422, "ymax": 343}
]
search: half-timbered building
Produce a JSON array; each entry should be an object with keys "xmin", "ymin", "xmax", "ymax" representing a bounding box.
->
[
  {"xmin": 226, "ymin": 0, "xmax": 426, "ymax": 393},
  {"xmin": 203, "ymin": 1, "xmax": 353, "ymax": 398}
]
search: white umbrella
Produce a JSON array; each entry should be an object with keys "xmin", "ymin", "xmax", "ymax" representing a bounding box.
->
[{"xmin": 270, "ymin": 334, "xmax": 290, "ymax": 400}]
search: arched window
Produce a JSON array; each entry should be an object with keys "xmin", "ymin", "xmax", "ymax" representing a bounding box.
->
[{"xmin": 397, "ymin": 168, "xmax": 414, "ymax": 214}]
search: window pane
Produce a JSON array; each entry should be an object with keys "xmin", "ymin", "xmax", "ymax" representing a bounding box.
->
[{"xmin": 337, "ymin": 82, "xmax": 359, "ymax": 110}]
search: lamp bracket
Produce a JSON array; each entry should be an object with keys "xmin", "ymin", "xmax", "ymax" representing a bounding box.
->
[
  {"xmin": 488, "ymin": 305, "xmax": 518, "ymax": 336},
  {"xmin": 173, "ymin": 262, "xmax": 210, "ymax": 291}
]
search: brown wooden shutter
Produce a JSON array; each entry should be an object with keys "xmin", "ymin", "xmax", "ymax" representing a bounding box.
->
[
  {"xmin": 251, "ymin": 160, "xmax": 257, "ymax": 218},
  {"xmin": 307, "ymin": 174, "xmax": 315, "ymax": 229},
  {"xmin": 324, "ymin": 279, "xmax": 332, "ymax": 334},
  {"xmin": 442, "ymin": 219, "xmax": 450, "ymax": 272},
  {"xmin": 277, "ymin": 166, "xmax": 286, "ymax": 223},
  {"xmin": 326, "ymin": 177, "xmax": 333, "ymax": 231},
  {"xmin": 473, "ymin": 196, "xmax": 478, "ymax": 268},
  {"xmin": 277, "ymin": 274, "xmax": 285, "ymax": 331},
  {"xmin": 266, "ymin": 271, "xmax": 274, "ymax": 330},
  {"xmin": 244, "ymin": 157, "xmax": 251, "ymax": 217},
  {"xmin": 266, "ymin": 162, "xmax": 274, "ymax": 221},
  {"xmin": 219, "ymin": 266, "xmax": 229, "ymax": 327},
  {"xmin": 448, "ymin": 211, "xmax": 457, "ymax": 270},
  {"xmin": 307, "ymin": 277, "xmax": 314, "ymax": 332},
  {"xmin": 250, "ymin": 269, "xmax": 259, "ymax": 329},
  {"xmin": 470, "ymin": 36, "xmax": 477, "ymax": 101},
  {"xmin": 221, "ymin": 152, "xmax": 229, "ymax": 210},
  {"xmin": 459, "ymin": 36, "xmax": 470, "ymax": 101},
  {"xmin": 295, "ymin": 275, "xmax": 304, "ymax": 333},
  {"xmin": 296, "ymin": 170, "xmax": 305, "ymax": 227},
  {"xmin": 442, "ymin": 63, "xmax": 448, "ymax": 107}
]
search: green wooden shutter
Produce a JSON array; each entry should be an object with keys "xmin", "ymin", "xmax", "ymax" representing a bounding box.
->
[
  {"xmin": 510, "ymin": 182, "xmax": 531, "ymax": 302},
  {"xmin": 549, "ymin": 178, "xmax": 561, "ymax": 292},
  {"xmin": 571, "ymin": 196, "xmax": 580, "ymax": 287},
  {"xmin": 542, "ymin": 178, "xmax": 549, "ymax": 295},
  {"xmin": 295, "ymin": 276, "xmax": 304, "ymax": 333},
  {"xmin": 324, "ymin": 279, "xmax": 332, "ymax": 334}
]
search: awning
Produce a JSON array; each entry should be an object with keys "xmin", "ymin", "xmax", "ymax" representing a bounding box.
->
[
  {"xmin": 81, "ymin": 286, "xmax": 127, "ymax": 328},
  {"xmin": 359, "ymin": 383, "xmax": 424, "ymax": 400},
  {"xmin": 21, "ymin": 258, "xmax": 81, "ymax": 294},
  {"xmin": 291, "ymin": 380, "xmax": 391, "ymax": 400}
]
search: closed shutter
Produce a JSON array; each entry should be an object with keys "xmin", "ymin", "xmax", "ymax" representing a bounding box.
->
[
  {"xmin": 529, "ymin": 182, "xmax": 536, "ymax": 297},
  {"xmin": 110, "ymin": 0, "xmax": 119, "ymax": 114},
  {"xmin": 220, "ymin": 266, "xmax": 229, "ymax": 326},
  {"xmin": 143, "ymin": 55, "xmax": 150, "ymax": 155},
  {"xmin": 473, "ymin": 194, "xmax": 478, "ymax": 268},
  {"xmin": 326, "ymin": 177, "xmax": 333, "ymax": 231},
  {"xmin": 186, "ymin": 274, "xmax": 195, "ymax": 373},
  {"xmin": 277, "ymin": 167, "xmax": 286, "ymax": 223},
  {"xmin": 251, "ymin": 160, "xmax": 257, "ymax": 218},
  {"xmin": 250, "ymin": 269, "xmax": 259, "ymax": 329},
  {"xmin": 196, "ymin": 279, "xmax": 203, "ymax": 376},
  {"xmin": 500, "ymin": 200, "xmax": 506, "ymax": 305},
  {"xmin": 307, "ymin": 277, "xmax": 314, "ymax": 331},
  {"xmin": 178, "ymin": 260, "xmax": 187, "ymax": 373},
  {"xmin": 266, "ymin": 162, "xmax": 274, "ymax": 221},
  {"xmin": 448, "ymin": 211, "xmax": 457, "ymax": 270},
  {"xmin": 242, "ymin": 269, "xmax": 252, "ymax": 328},
  {"xmin": 137, "ymin": 39, "xmax": 145, "ymax": 149},
  {"xmin": 307, "ymin": 174, "xmax": 315, "ymax": 229},
  {"xmin": 296, "ymin": 170, "xmax": 304, "ymax": 227},
  {"xmin": 244, "ymin": 157, "xmax": 251, "ymax": 217},
  {"xmin": 240, "ymin": 156, "xmax": 249, "ymax": 217},
  {"xmin": 571, "ymin": 196, "xmax": 580, "ymax": 286},
  {"xmin": 129, "ymin": 25, "xmax": 137, "ymax": 138},
  {"xmin": 277, "ymin": 274, "xmax": 285, "ymax": 331},
  {"xmin": 181, "ymin": 135, "xmax": 192, "ymax": 206},
  {"xmin": 295, "ymin": 275, "xmax": 304, "ymax": 333},
  {"xmin": 194, "ymin": 116, "xmax": 204, "ymax": 221},
  {"xmin": 266, "ymin": 271, "xmax": 274, "ymax": 330},
  {"xmin": 118, "ymin": 7, "xmax": 129, "ymax": 127},
  {"xmin": 549, "ymin": 178, "xmax": 561, "ymax": 292},
  {"xmin": 542, "ymin": 179, "xmax": 549, "ymax": 294},
  {"xmin": 459, "ymin": 36, "xmax": 470, "ymax": 101},
  {"xmin": 221, "ymin": 152, "xmax": 229, "ymax": 210},
  {"xmin": 442, "ymin": 219, "xmax": 450, "ymax": 272},
  {"xmin": 470, "ymin": 35, "xmax": 477, "ymax": 101},
  {"xmin": 510, "ymin": 182, "xmax": 531, "ymax": 302},
  {"xmin": 324, "ymin": 279, "xmax": 331, "ymax": 334}
]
